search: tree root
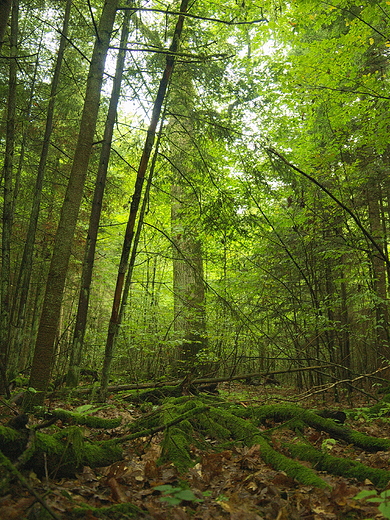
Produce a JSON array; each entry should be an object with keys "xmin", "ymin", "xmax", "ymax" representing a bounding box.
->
[
  {"xmin": 286, "ymin": 442, "xmax": 390, "ymax": 488},
  {"xmin": 126, "ymin": 396, "xmax": 390, "ymax": 488}
]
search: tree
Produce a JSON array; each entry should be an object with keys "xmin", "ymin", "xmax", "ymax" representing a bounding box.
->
[
  {"xmin": 100, "ymin": 0, "xmax": 190, "ymax": 398},
  {"xmin": 25, "ymin": 0, "xmax": 119, "ymax": 407},
  {"xmin": 66, "ymin": 6, "xmax": 133, "ymax": 388},
  {"xmin": 0, "ymin": 0, "xmax": 12, "ymax": 52},
  {"xmin": 169, "ymin": 75, "xmax": 207, "ymax": 376},
  {"xmin": 9, "ymin": 0, "xmax": 72, "ymax": 381},
  {"xmin": 0, "ymin": 0, "xmax": 17, "ymax": 394}
]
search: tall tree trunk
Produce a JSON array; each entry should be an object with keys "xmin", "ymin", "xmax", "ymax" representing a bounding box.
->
[
  {"xmin": 10, "ymin": 0, "xmax": 72, "ymax": 377},
  {"xmin": 66, "ymin": 6, "xmax": 133, "ymax": 388},
  {"xmin": 0, "ymin": 0, "xmax": 18, "ymax": 395},
  {"xmin": 168, "ymin": 70, "xmax": 207, "ymax": 377},
  {"xmin": 171, "ymin": 185, "xmax": 207, "ymax": 375},
  {"xmin": 25, "ymin": 0, "xmax": 118, "ymax": 408},
  {"xmin": 100, "ymin": 0, "xmax": 189, "ymax": 399}
]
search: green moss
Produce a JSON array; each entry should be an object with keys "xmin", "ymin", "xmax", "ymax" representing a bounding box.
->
[
  {"xmin": 0, "ymin": 425, "xmax": 121, "ymax": 477},
  {"xmin": 70, "ymin": 502, "xmax": 144, "ymax": 519},
  {"xmin": 253, "ymin": 435, "xmax": 330, "ymax": 489},
  {"xmin": 153, "ymin": 398, "xmax": 213, "ymax": 472},
  {"xmin": 287, "ymin": 442, "xmax": 390, "ymax": 488},
  {"xmin": 240, "ymin": 404, "xmax": 390, "ymax": 452},
  {"xmin": 0, "ymin": 425, "xmax": 22, "ymax": 441},
  {"xmin": 208, "ymin": 406, "xmax": 256, "ymax": 441},
  {"xmin": 51, "ymin": 408, "xmax": 122, "ymax": 428},
  {"xmin": 0, "ymin": 425, "xmax": 28, "ymax": 459},
  {"xmin": 126, "ymin": 409, "xmax": 161, "ymax": 432},
  {"xmin": 205, "ymin": 405, "xmax": 329, "ymax": 488},
  {"xmin": 193, "ymin": 412, "xmax": 231, "ymax": 440},
  {"xmin": 129, "ymin": 385, "xmax": 184, "ymax": 404},
  {"xmin": 158, "ymin": 423, "xmax": 196, "ymax": 473},
  {"xmin": 84, "ymin": 442, "xmax": 122, "ymax": 468}
]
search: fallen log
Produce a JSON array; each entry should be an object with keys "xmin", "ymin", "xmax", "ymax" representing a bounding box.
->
[{"xmin": 50, "ymin": 365, "xmax": 333, "ymax": 396}]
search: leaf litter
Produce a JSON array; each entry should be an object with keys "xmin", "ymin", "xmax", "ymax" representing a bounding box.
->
[{"xmin": 0, "ymin": 383, "xmax": 388, "ymax": 519}]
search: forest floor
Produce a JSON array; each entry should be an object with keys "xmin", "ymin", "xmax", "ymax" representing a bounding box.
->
[{"xmin": 1, "ymin": 381, "xmax": 390, "ymax": 520}]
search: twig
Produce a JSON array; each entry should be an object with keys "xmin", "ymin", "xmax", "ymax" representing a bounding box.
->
[
  {"xmin": 293, "ymin": 366, "xmax": 390, "ymax": 401},
  {"xmin": 0, "ymin": 450, "xmax": 61, "ymax": 520}
]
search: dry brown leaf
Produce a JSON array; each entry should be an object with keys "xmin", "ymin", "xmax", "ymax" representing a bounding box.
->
[{"xmin": 107, "ymin": 476, "xmax": 128, "ymax": 503}]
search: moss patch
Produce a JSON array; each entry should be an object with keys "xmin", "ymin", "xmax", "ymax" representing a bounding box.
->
[
  {"xmin": 286, "ymin": 442, "xmax": 390, "ymax": 488},
  {"xmin": 50, "ymin": 408, "xmax": 122, "ymax": 429}
]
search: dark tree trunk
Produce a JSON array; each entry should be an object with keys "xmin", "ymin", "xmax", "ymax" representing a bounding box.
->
[
  {"xmin": 0, "ymin": 0, "xmax": 12, "ymax": 51},
  {"xmin": 10, "ymin": 0, "xmax": 72, "ymax": 378}
]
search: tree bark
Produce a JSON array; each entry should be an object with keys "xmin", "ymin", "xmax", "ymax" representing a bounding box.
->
[
  {"xmin": 25, "ymin": 0, "xmax": 119, "ymax": 408},
  {"xmin": 366, "ymin": 177, "xmax": 390, "ymax": 362},
  {"xmin": 171, "ymin": 184, "xmax": 207, "ymax": 374}
]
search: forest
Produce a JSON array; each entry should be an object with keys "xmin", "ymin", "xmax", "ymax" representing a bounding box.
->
[{"xmin": 2, "ymin": 0, "xmax": 390, "ymax": 518}]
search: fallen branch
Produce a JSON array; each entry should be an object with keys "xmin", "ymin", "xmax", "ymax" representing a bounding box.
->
[
  {"xmin": 0, "ymin": 450, "xmax": 61, "ymax": 520},
  {"xmin": 293, "ymin": 366, "xmax": 390, "ymax": 401},
  {"xmin": 51, "ymin": 365, "xmax": 333, "ymax": 396}
]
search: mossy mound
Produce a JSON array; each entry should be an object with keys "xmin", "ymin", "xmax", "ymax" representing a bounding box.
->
[{"xmin": 0, "ymin": 424, "xmax": 122, "ymax": 477}]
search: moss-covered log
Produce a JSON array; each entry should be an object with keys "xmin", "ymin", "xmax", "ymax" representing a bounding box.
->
[
  {"xmin": 0, "ymin": 424, "xmax": 122, "ymax": 477},
  {"xmin": 286, "ymin": 442, "xmax": 390, "ymax": 488},
  {"xmin": 123, "ymin": 385, "xmax": 185, "ymax": 404},
  {"xmin": 239, "ymin": 404, "xmax": 390, "ymax": 451},
  {"xmin": 206, "ymin": 405, "xmax": 330, "ymax": 488},
  {"xmin": 130, "ymin": 397, "xmax": 329, "ymax": 487},
  {"xmin": 49, "ymin": 408, "xmax": 122, "ymax": 428},
  {"xmin": 125, "ymin": 397, "xmax": 390, "ymax": 488}
]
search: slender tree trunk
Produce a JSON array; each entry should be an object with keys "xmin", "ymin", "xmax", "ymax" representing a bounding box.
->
[
  {"xmin": 25, "ymin": 0, "xmax": 118, "ymax": 408},
  {"xmin": 117, "ymin": 117, "xmax": 165, "ymax": 342},
  {"xmin": 0, "ymin": 0, "xmax": 18, "ymax": 395},
  {"xmin": 100, "ymin": 0, "xmax": 189, "ymax": 399},
  {"xmin": 10, "ymin": 0, "xmax": 72, "ymax": 377},
  {"xmin": 66, "ymin": 6, "xmax": 133, "ymax": 388},
  {"xmin": 339, "ymin": 270, "xmax": 350, "ymax": 375}
]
